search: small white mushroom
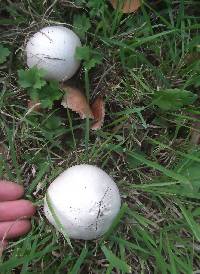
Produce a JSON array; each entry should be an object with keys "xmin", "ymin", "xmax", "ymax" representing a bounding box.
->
[
  {"xmin": 44, "ymin": 165, "xmax": 121, "ymax": 240},
  {"xmin": 26, "ymin": 26, "xmax": 81, "ymax": 81}
]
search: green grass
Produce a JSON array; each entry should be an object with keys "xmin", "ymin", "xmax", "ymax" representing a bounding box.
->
[{"xmin": 1, "ymin": 0, "xmax": 200, "ymax": 273}]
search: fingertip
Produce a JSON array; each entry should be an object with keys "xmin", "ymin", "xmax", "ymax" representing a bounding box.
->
[
  {"xmin": 21, "ymin": 200, "xmax": 36, "ymax": 217},
  {"xmin": 17, "ymin": 199, "xmax": 36, "ymax": 216},
  {"xmin": 0, "ymin": 181, "xmax": 24, "ymax": 201},
  {"xmin": 0, "ymin": 220, "xmax": 32, "ymax": 239},
  {"xmin": 0, "ymin": 199, "xmax": 36, "ymax": 221}
]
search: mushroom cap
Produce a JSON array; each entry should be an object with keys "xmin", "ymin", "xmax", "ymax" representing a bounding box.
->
[
  {"xmin": 26, "ymin": 26, "xmax": 81, "ymax": 81},
  {"xmin": 44, "ymin": 165, "xmax": 121, "ymax": 240}
]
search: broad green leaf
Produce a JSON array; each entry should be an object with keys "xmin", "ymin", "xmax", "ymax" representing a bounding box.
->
[
  {"xmin": 18, "ymin": 67, "xmax": 46, "ymax": 89},
  {"xmin": 153, "ymin": 89, "xmax": 197, "ymax": 111},
  {"xmin": 44, "ymin": 115, "xmax": 62, "ymax": 130},
  {"xmin": 76, "ymin": 46, "xmax": 91, "ymax": 62},
  {"xmin": 76, "ymin": 46, "xmax": 102, "ymax": 70},
  {"xmin": 86, "ymin": 58, "xmax": 102, "ymax": 70},
  {"xmin": 87, "ymin": 0, "xmax": 108, "ymax": 17},
  {"xmin": 39, "ymin": 80, "xmax": 63, "ymax": 109},
  {"xmin": 24, "ymin": 77, "xmax": 62, "ymax": 109},
  {"xmin": 29, "ymin": 89, "xmax": 39, "ymax": 101},
  {"xmin": 0, "ymin": 44, "xmax": 10, "ymax": 64},
  {"xmin": 73, "ymin": 14, "xmax": 91, "ymax": 39},
  {"xmin": 101, "ymin": 245, "xmax": 131, "ymax": 273}
]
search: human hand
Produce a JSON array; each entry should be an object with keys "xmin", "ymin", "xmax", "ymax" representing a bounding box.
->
[{"xmin": 0, "ymin": 181, "xmax": 36, "ymax": 249}]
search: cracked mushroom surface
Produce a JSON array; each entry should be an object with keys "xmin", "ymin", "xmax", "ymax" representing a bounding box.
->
[
  {"xmin": 26, "ymin": 26, "xmax": 81, "ymax": 81},
  {"xmin": 44, "ymin": 165, "xmax": 121, "ymax": 240}
]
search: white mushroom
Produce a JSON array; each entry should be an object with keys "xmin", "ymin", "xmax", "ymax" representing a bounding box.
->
[
  {"xmin": 25, "ymin": 26, "xmax": 81, "ymax": 81},
  {"xmin": 44, "ymin": 165, "xmax": 121, "ymax": 240}
]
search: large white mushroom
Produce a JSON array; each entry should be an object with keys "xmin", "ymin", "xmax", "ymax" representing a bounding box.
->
[
  {"xmin": 44, "ymin": 165, "xmax": 121, "ymax": 240},
  {"xmin": 25, "ymin": 26, "xmax": 81, "ymax": 81}
]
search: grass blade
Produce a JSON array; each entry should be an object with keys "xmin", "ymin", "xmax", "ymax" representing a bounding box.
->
[
  {"xmin": 100, "ymin": 203, "xmax": 128, "ymax": 243},
  {"xmin": 101, "ymin": 245, "xmax": 131, "ymax": 273},
  {"xmin": 180, "ymin": 205, "xmax": 200, "ymax": 241},
  {"xmin": 69, "ymin": 247, "xmax": 88, "ymax": 274},
  {"xmin": 45, "ymin": 193, "xmax": 73, "ymax": 250}
]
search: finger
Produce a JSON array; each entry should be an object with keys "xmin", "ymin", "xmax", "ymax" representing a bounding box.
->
[
  {"xmin": 0, "ymin": 181, "xmax": 24, "ymax": 201},
  {"xmin": 0, "ymin": 220, "xmax": 31, "ymax": 239},
  {"xmin": 0, "ymin": 200, "xmax": 36, "ymax": 221}
]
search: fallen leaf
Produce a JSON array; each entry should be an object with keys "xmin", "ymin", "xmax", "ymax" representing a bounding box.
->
[
  {"xmin": 27, "ymin": 100, "xmax": 41, "ymax": 112},
  {"xmin": 91, "ymin": 97, "xmax": 105, "ymax": 130},
  {"xmin": 110, "ymin": 0, "xmax": 141, "ymax": 13},
  {"xmin": 61, "ymin": 85, "xmax": 94, "ymax": 119}
]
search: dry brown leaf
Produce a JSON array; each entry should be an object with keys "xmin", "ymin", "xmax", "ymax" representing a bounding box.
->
[
  {"xmin": 110, "ymin": 0, "xmax": 141, "ymax": 13},
  {"xmin": 28, "ymin": 100, "xmax": 41, "ymax": 112},
  {"xmin": 91, "ymin": 97, "xmax": 105, "ymax": 130},
  {"xmin": 61, "ymin": 85, "xmax": 94, "ymax": 119}
]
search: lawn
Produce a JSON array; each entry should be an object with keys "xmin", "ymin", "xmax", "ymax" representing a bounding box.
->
[{"xmin": 1, "ymin": 0, "xmax": 200, "ymax": 273}]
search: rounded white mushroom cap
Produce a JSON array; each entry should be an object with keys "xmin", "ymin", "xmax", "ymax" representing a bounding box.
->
[
  {"xmin": 44, "ymin": 165, "xmax": 121, "ymax": 240},
  {"xmin": 25, "ymin": 26, "xmax": 81, "ymax": 81}
]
